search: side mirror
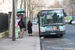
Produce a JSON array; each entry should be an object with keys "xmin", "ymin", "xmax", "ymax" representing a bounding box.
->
[
  {"xmin": 64, "ymin": 12, "xmax": 67, "ymax": 17},
  {"xmin": 37, "ymin": 20, "xmax": 39, "ymax": 23}
]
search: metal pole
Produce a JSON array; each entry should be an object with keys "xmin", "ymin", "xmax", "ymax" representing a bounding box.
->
[
  {"xmin": 72, "ymin": 8, "xmax": 73, "ymax": 20},
  {"xmin": 24, "ymin": 0, "xmax": 26, "ymax": 30},
  {"xmin": 12, "ymin": 0, "xmax": 16, "ymax": 41},
  {"xmin": 29, "ymin": 0, "xmax": 31, "ymax": 21},
  {"xmin": 72, "ymin": 4, "xmax": 73, "ymax": 20}
]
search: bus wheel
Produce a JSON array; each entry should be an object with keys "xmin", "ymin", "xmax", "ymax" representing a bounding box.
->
[
  {"xmin": 60, "ymin": 34, "xmax": 63, "ymax": 37},
  {"xmin": 40, "ymin": 35, "xmax": 42, "ymax": 37}
]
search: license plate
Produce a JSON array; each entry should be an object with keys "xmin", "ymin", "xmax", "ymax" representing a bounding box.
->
[{"xmin": 50, "ymin": 33, "xmax": 56, "ymax": 35}]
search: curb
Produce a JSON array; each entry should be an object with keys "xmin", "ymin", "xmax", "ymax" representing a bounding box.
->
[
  {"xmin": 36, "ymin": 37, "xmax": 41, "ymax": 50},
  {"xmin": 0, "ymin": 32, "xmax": 5, "ymax": 38},
  {"xmin": 0, "ymin": 30, "xmax": 8, "ymax": 38}
]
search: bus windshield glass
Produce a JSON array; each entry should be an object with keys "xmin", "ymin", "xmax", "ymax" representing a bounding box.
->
[{"xmin": 40, "ymin": 9, "xmax": 65, "ymax": 26}]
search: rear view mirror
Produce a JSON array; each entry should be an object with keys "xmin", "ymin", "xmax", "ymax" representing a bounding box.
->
[{"xmin": 37, "ymin": 14, "xmax": 39, "ymax": 18}]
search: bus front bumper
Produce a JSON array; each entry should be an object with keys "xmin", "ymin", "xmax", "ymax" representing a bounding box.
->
[{"xmin": 40, "ymin": 31, "xmax": 65, "ymax": 36}]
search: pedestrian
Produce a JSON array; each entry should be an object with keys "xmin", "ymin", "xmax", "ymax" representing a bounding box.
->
[
  {"xmin": 18, "ymin": 18, "xmax": 25, "ymax": 38},
  {"xmin": 27, "ymin": 20, "xmax": 33, "ymax": 36}
]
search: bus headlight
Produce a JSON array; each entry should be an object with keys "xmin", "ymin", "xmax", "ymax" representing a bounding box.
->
[
  {"xmin": 40, "ymin": 27, "xmax": 46, "ymax": 32},
  {"xmin": 59, "ymin": 25, "xmax": 65, "ymax": 31}
]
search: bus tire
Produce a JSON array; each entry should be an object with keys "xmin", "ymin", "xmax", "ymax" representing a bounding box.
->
[
  {"xmin": 40, "ymin": 35, "xmax": 42, "ymax": 37},
  {"xmin": 60, "ymin": 34, "xmax": 63, "ymax": 37}
]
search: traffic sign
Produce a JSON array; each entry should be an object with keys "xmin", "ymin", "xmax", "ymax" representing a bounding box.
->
[{"xmin": 17, "ymin": 9, "xmax": 24, "ymax": 11}]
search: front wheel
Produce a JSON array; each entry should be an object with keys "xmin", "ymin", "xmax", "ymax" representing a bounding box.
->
[
  {"xmin": 60, "ymin": 34, "xmax": 63, "ymax": 37},
  {"xmin": 40, "ymin": 35, "xmax": 42, "ymax": 37}
]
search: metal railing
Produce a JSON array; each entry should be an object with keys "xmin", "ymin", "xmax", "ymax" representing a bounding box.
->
[{"xmin": 0, "ymin": 13, "xmax": 8, "ymax": 32}]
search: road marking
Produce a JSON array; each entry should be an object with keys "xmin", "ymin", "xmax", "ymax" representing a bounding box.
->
[
  {"xmin": 55, "ymin": 39, "xmax": 67, "ymax": 40},
  {"xmin": 45, "ymin": 39, "xmax": 67, "ymax": 42},
  {"xmin": 51, "ymin": 47, "xmax": 74, "ymax": 50},
  {"xmin": 47, "ymin": 43, "xmax": 74, "ymax": 48},
  {"xmin": 72, "ymin": 49, "xmax": 75, "ymax": 50}
]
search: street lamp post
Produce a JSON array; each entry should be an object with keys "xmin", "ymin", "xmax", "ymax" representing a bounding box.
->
[
  {"xmin": 24, "ymin": 0, "xmax": 26, "ymax": 30},
  {"xmin": 72, "ymin": 4, "xmax": 73, "ymax": 20},
  {"xmin": 12, "ymin": 0, "xmax": 16, "ymax": 41}
]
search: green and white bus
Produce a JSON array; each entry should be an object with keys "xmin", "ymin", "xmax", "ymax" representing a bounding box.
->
[{"xmin": 37, "ymin": 8, "xmax": 66, "ymax": 37}]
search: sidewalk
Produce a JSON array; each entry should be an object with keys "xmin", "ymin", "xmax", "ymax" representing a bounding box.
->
[{"xmin": 0, "ymin": 25, "xmax": 40, "ymax": 50}]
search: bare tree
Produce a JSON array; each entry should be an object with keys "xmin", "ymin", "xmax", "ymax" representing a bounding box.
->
[
  {"xmin": 62, "ymin": 0, "xmax": 75, "ymax": 16},
  {"xmin": 47, "ymin": 1, "xmax": 62, "ymax": 8},
  {"xmin": 27, "ymin": 0, "xmax": 44, "ymax": 20}
]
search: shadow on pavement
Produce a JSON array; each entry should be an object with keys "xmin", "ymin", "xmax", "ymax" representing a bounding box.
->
[{"xmin": 44, "ymin": 35, "xmax": 63, "ymax": 39}]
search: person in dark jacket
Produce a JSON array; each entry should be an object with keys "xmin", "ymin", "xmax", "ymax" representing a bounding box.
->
[
  {"xmin": 27, "ymin": 20, "xmax": 32, "ymax": 36},
  {"xmin": 52, "ymin": 13, "xmax": 58, "ymax": 23},
  {"xmin": 18, "ymin": 18, "xmax": 25, "ymax": 38}
]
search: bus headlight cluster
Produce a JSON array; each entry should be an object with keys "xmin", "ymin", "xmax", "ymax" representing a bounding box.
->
[
  {"xmin": 40, "ymin": 27, "xmax": 46, "ymax": 32},
  {"xmin": 59, "ymin": 25, "xmax": 65, "ymax": 31}
]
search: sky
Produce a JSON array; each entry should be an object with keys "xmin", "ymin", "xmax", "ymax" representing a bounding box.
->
[
  {"xmin": 57, "ymin": 0, "xmax": 63, "ymax": 4},
  {"xmin": 58, "ymin": 0, "xmax": 63, "ymax": 2},
  {"xmin": 42, "ymin": 0, "xmax": 63, "ymax": 9},
  {"xmin": 44, "ymin": 0, "xmax": 63, "ymax": 4},
  {"xmin": 44, "ymin": 0, "xmax": 55, "ymax": 5}
]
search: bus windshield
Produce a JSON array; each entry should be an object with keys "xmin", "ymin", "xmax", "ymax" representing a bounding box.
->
[{"xmin": 40, "ymin": 9, "xmax": 65, "ymax": 26}]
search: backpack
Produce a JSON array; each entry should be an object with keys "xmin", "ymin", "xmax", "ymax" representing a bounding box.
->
[{"xmin": 18, "ymin": 21, "xmax": 22, "ymax": 27}]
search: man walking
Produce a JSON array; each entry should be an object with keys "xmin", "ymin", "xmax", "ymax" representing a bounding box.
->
[{"xmin": 18, "ymin": 18, "xmax": 25, "ymax": 38}]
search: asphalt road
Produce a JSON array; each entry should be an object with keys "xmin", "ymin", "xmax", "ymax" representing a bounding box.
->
[{"xmin": 40, "ymin": 24, "xmax": 75, "ymax": 50}]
